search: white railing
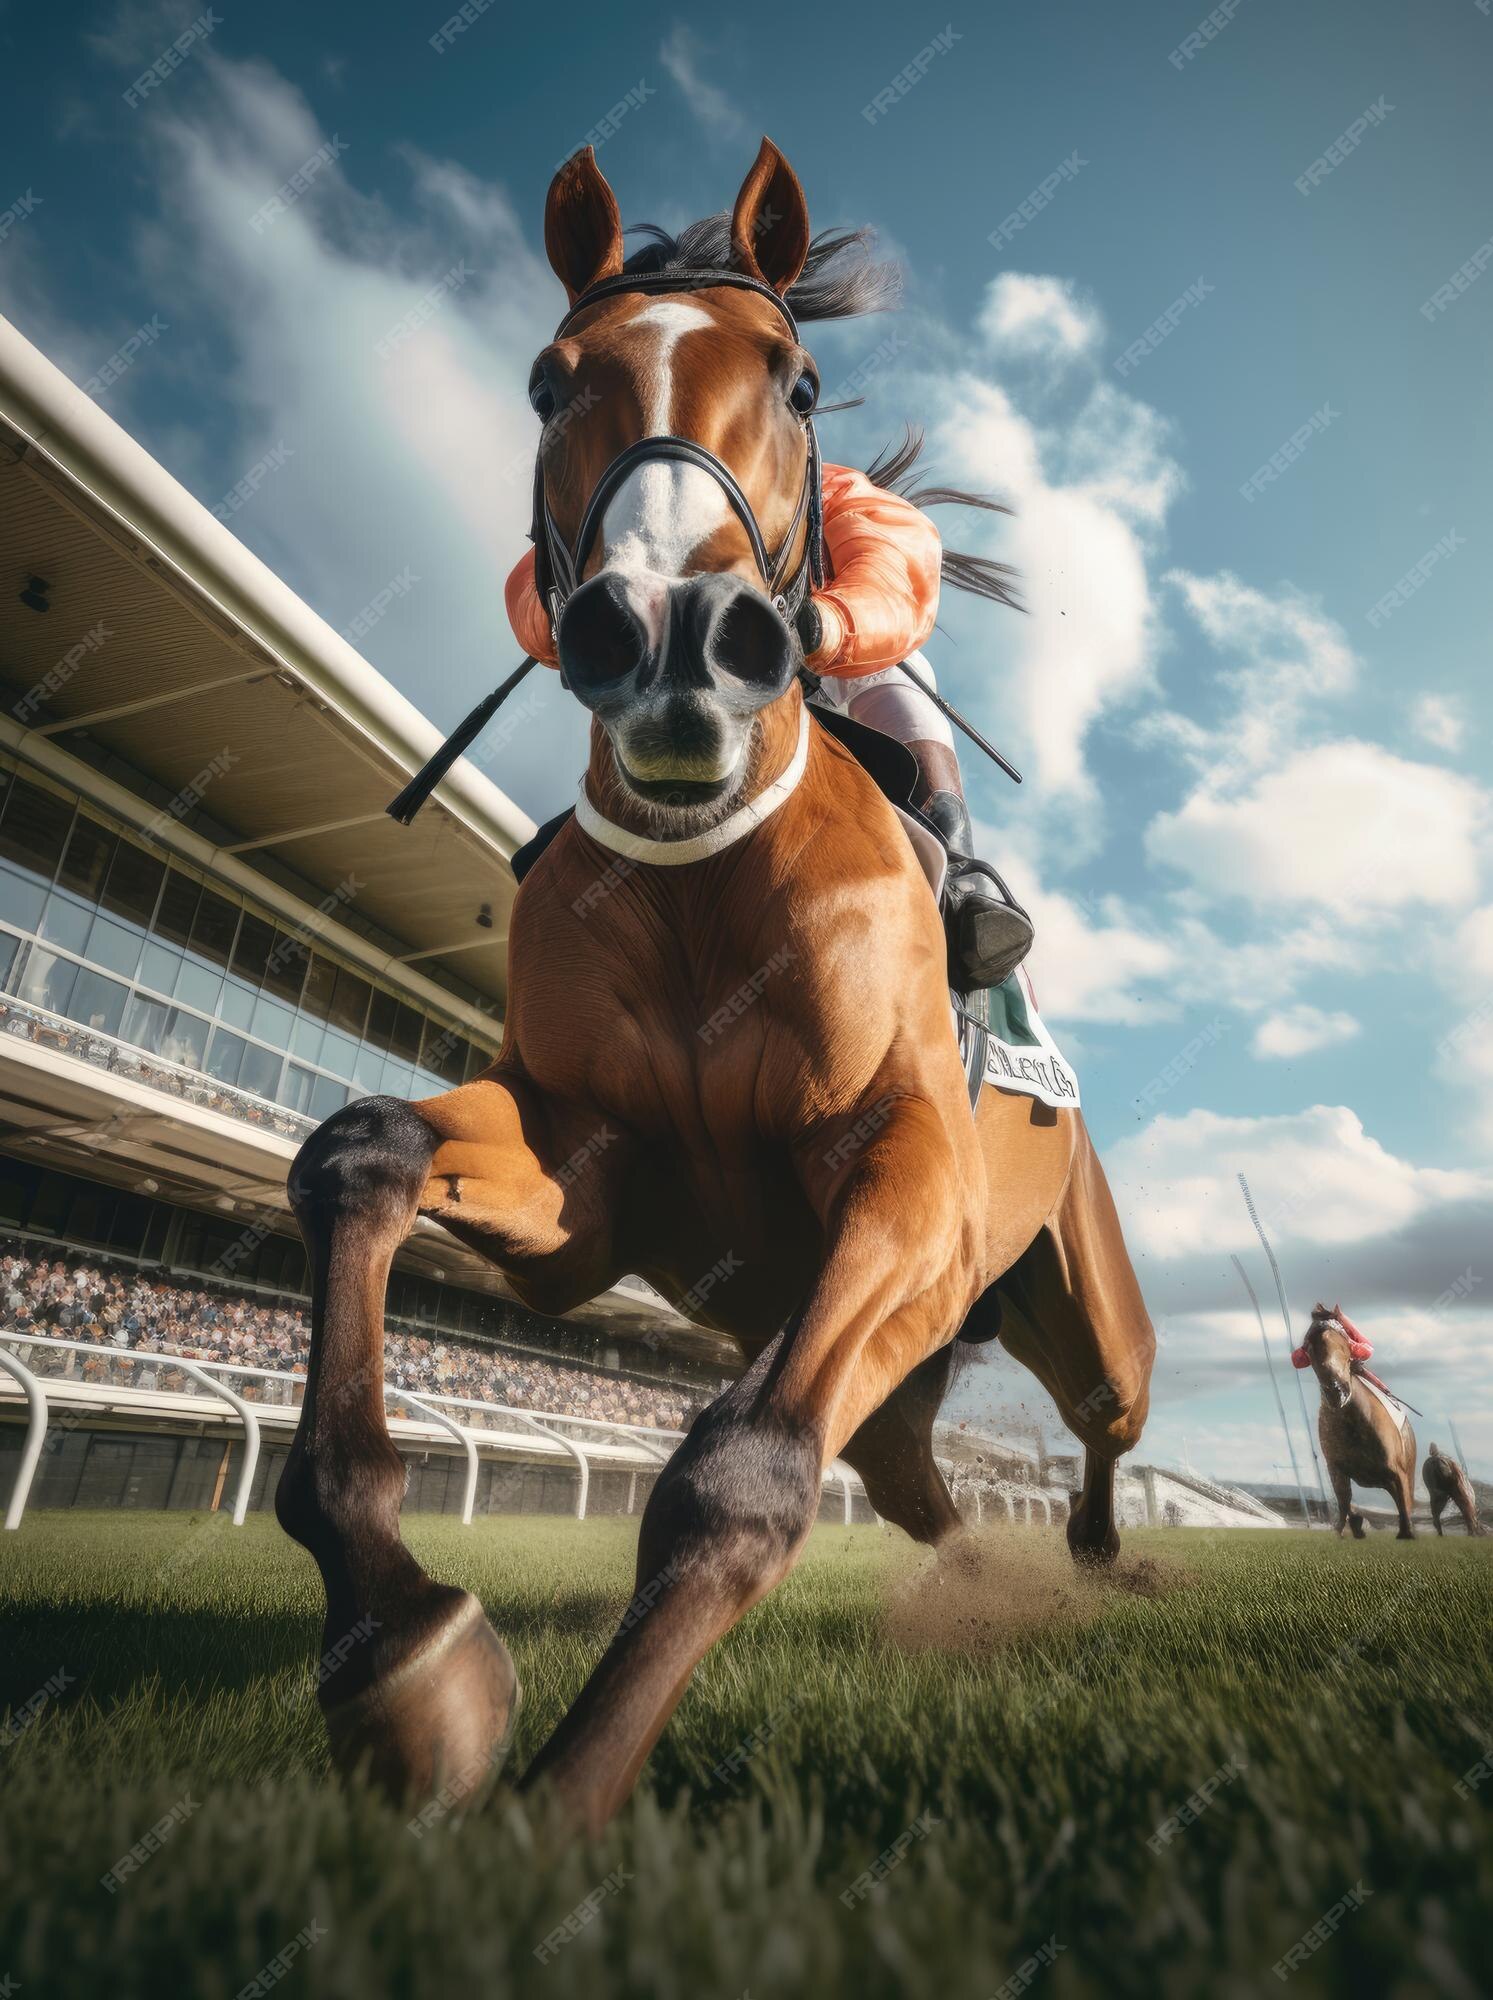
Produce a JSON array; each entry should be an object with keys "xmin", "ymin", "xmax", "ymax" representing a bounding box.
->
[
  {"xmin": 0, "ymin": 1332, "xmax": 863, "ymax": 1531},
  {"xmin": 0, "ymin": 992, "xmax": 316, "ymax": 1142}
]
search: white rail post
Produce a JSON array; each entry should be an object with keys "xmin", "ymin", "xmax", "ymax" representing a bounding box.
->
[
  {"xmin": 0, "ymin": 1346, "xmax": 48, "ymax": 1530},
  {"xmin": 173, "ymin": 1359, "xmax": 260, "ymax": 1525},
  {"xmin": 390, "ymin": 1387, "xmax": 479, "ymax": 1525},
  {"xmin": 835, "ymin": 1463, "xmax": 854, "ymax": 1526},
  {"xmin": 508, "ymin": 1410, "xmax": 591, "ymax": 1519}
]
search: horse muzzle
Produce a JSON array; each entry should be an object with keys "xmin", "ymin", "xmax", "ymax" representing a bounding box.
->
[{"xmin": 558, "ymin": 570, "xmax": 797, "ymax": 804}]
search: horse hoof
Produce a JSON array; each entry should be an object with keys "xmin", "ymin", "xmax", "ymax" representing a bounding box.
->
[
  {"xmin": 322, "ymin": 1590, "xmax": 520, "ymax": 1811},
  {"xmin": 1066, "ymin": 1516, "xmax": 1120, "ymax": 1567}
]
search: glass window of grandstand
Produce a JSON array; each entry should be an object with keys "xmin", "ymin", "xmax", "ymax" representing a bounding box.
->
[{"xmin": 0, "ymin": 765, "xmax": 492, "ymax": 1118}]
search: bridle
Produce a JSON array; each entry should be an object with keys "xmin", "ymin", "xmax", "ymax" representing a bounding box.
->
[
  {"xmin": 529, "ymin": 266, "xmax": 827, "ymax": 644},
  {"xmin": 386, "ymin": 266, "xmax": 827, "ymax": 828}
]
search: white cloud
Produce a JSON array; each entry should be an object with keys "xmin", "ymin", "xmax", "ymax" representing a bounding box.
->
[
  {"xmin": 1250, "ymin": 1005, "xmax": 1360, "ymax": 1060},
  {"xmin": 1107, "ymin": 1103, "xmax": 1485, "ymax": 1262},
  {"xmin": 1146, "ymin": 739, "xmax": 1488, "ymax": 913},
  {"xmin": 36, "ymin": 50, "xmax": 592, "ymax": 821},
  {"xmin": 1411, "ymin": 692, "xmax": 1466, "ymax": 753},
  {"xmin": 659, "ymin": 25, "xmax": 750, "ymax": 142},
  {"xmin": 978, "ymin": 273, "xmax": 1102, "ymax": 362}
]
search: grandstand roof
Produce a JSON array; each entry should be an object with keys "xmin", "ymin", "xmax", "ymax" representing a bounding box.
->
[{"xmin": 0, "ymin": 309, "xmax": 535, "ymax": 1029}]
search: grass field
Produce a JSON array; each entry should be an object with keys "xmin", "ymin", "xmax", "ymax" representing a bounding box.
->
[{"xmin": 1, "ymin": 1512, "xmax": 1490, "ymax": 2000}]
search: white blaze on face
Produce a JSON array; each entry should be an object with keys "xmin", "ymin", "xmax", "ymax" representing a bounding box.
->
[{"xmin": 598, "ymin": 300, "xmax": 729, "ymax": 649}]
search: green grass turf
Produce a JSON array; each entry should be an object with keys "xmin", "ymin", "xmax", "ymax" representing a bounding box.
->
[{"xmin": 1, "ymin": 1512, "xmax": 1490, "ymax": 1999}]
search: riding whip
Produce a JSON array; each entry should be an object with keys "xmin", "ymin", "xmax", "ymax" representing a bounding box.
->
[
  {"xmin": 386, "ymin": 656, "xmax": 537, "ymax": 825},
  {"xmin": 897, "ymin": 656, "xmax": 1023, "ymax": 786}
]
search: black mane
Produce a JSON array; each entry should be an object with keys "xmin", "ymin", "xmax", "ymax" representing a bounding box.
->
[{"xmin": 622, "ymin": 215, "xmax": 1021, "ymax": 614}]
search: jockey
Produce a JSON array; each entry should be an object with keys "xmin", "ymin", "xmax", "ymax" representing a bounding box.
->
[{"xmin": 504, "ymin": 459, "xmax": 1035, "ymax": 988}]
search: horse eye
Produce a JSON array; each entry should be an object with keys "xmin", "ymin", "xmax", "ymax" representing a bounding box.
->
[
  {"xmin": 528, "ymin": 369, "xmax": 557, "ymax": 421},
  {"xmin": 788, "ymin": 371, "xmax": 818, "ymax": 415}
]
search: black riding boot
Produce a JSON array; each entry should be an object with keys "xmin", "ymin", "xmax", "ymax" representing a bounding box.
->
[{"xmin": 921, "ymin": 789, "xmax": 1035, "ymax": 991}]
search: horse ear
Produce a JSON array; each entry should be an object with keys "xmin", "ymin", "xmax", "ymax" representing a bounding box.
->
[
  {"xmin": 544, "ymin": 147, "xmax": 625, "ymax": 304},
  {"xmin": 730, "ymin": 137, "xmax": 811, "ymax": 296}
]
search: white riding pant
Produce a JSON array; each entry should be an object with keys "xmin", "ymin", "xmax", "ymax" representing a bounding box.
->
[{"xmin": 808, "ymin": 648, "xmax": 955, "ymax": 752}]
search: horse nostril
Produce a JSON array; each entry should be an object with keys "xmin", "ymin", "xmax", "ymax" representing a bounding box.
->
[
  {"xmin": 557, "ymin": 574, "xmax": 649, "ymax": 691},
  {"xmin": 704, "ymin": 582, "xmax": 795, "ymax": 691}
]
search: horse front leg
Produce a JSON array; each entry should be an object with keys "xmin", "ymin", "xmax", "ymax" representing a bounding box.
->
[
  {"xmin": 277, "ymin": 1075, "xmax": 611, "ymax": 1804},
  {"xmin": 520, "ymin": 1093, "xmax": 978, "ymax": 1833}
]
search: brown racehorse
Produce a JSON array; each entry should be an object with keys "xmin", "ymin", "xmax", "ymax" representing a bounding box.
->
[
  {"xmin": 1423, "ymin": 1444, "xmax": 1484, "ymax": 1536},
  {"xmin": 1294, "ymin": 1305, "xmax": 1416, "ymax": 1540},
  {"xmin": 276, "ymin": 139, "xmax": 1155, "ymax": 1833}
]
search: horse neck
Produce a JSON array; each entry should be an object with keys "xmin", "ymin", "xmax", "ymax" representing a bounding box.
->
[{"xmin": 581, "ymin": 688, "xmax": 807, "ymax": 844}]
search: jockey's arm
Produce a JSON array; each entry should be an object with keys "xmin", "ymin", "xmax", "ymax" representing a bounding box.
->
[{"xmin": 501, "ymin": 461, "xmax": 942, "ymax": 675}]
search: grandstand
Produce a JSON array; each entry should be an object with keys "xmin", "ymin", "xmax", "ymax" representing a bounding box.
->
[{"xmin": 0, "ymin": 309, "xmax": 1284, "ymax": 1542}]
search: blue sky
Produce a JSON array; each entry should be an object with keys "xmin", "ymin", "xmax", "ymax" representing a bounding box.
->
[{"xmin": 2, "ymin": 0, "xmax": 1490, "ymax": 1485}]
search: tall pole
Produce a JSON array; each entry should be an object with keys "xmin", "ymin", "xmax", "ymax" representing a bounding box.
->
[
  {"xmin": 1238, "ymin": 1172, "xmax": 1330, "ymax": 1512},
  {"xmin": 1449, "ymin": 1417, "xmax": 1470, "ymax": 1478},
  {"xmin": 1233, "ymin": 1253, "xmax": 1312, "ymax": 1529}
]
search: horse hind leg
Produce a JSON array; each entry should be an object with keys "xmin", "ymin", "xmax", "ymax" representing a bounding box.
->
[
  {"xmin": 994, "ymin": 1124, "xmax": 1154, "ymax": 1566},
  {"xmin": 277, "ymin": 1095, "xmax": 518, "ymax": 1804},
  {"xmin": 838, "ymin": 1347, "xmax": 964, "ymax": 1546}
]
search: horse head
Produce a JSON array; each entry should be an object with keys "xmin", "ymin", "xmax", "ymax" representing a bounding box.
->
[
  {"xmin": 1290, "ymin": 1303, "xmax": 1361, "ymax": 1411},
  {"xmin": 533, "ymin": 139, "xmax": 817, "ymax": 821}
]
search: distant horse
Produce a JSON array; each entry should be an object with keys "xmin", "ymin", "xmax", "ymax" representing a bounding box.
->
[
  {"xmin": 1293, "ymin": 1304, "xmax": 1415, "ymax": 1539},
  {"xmin": 276, "ymin": 139, "xmax": 1155, "ymax": 1832},
  {"xmin": 1423, "ymin": 1444, "xmax": 1484, "ymax": 1536}
]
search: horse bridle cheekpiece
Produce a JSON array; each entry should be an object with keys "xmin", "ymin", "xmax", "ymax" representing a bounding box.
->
[
  {"xmin": 387, "ymin": 266, "xmax": 825, "ymax": 826},
  {"xmin": 530, "ymin": 267, "xmax": 827, "ymax": 644}
]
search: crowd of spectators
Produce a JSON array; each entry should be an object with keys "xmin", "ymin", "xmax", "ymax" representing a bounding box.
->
[{"xmin": 0, "ymin": 1242, "xmax": 708, "ymax": 1432}]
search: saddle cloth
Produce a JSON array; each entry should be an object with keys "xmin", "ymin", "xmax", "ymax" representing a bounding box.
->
[
  {"xmin": 1358, "ymin": 1375, "xmax": 1410, "ymax": 1431},
  {"xmin": 892, "ymin": 807, "xmax": 1080, "ymax": 1114}
]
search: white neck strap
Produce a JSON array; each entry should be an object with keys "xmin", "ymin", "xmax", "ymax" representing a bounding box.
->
[{"xmin": 574, "ymin": 705, "xmax": 811, "ymax": 866}]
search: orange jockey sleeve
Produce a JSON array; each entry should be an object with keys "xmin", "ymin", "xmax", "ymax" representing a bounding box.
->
[{"xmin": 502, "ymin": 461, "xmax": 941, "ymax": 676}]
